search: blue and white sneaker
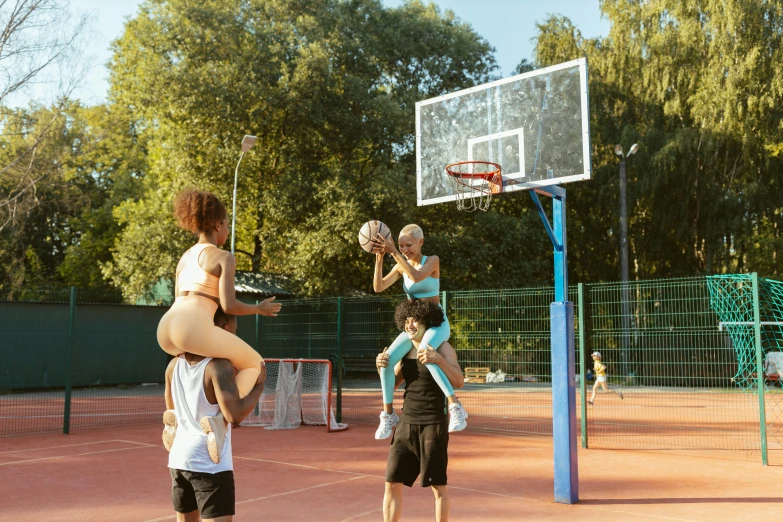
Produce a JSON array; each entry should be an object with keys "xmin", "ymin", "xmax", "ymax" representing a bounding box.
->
[
  {"xmin": 448, "ymin": 403, "xmax": 468, "ymax": 433},
  {"xmin": 374, "ymin": 411, "xmax": 399, "ymax": 440}
]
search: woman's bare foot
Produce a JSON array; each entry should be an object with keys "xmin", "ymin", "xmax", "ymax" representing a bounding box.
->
[
  {"xmin": 200, "ymin": 413, "xmax": 228, "ymax": 463},
  {"xmin": 162, "ymin": 410, "xmax": 177, "ymax": 451}
]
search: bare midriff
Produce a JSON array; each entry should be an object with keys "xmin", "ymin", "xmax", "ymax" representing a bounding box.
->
[
  {"xmin": 413, "ymin": 295, "xmax": 440, "ymax": 305},
  {"xmin": 178, "ymin": 290, "xmax": 220, "ymax": 305}
]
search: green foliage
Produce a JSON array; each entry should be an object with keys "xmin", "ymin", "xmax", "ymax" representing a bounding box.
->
[
  {"xmin": 105, "ymin": 0, "xmax": 501, "ymax": 299},
  {"xmin": 0, "ymin": 102, "xmax": 145, "ymax": 298},
  {"xmin": 8, "ymin": 0, "xmax": 783, "ymax": 299},
  {"xmin": 530, "ymin": 1, "xmax": 783, "ymax": 281}
]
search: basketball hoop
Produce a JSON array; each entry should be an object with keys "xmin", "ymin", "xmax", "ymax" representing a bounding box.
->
[{"xmin": 445, "ymin": 161, "xmax": 502, "ymax": 212}]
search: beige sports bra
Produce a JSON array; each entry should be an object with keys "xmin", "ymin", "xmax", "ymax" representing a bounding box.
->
[{"xmin": 177, "ymin": 244, "xmax": 220, "ymax": 298}]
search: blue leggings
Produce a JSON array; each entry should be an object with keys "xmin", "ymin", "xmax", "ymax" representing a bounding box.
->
[{"xmin": 380, "ymin": 316, "xmax": 454, "ymax": 404}]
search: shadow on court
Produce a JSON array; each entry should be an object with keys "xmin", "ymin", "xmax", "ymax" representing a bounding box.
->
[{"xmin": 581, "ymin": 497, "xmax": 783, "ymax": 505}]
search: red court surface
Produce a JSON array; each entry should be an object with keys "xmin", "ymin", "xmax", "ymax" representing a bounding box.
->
[{"xmin": 2, "ymin": 423, "xmax": 783, "ymax": 521}]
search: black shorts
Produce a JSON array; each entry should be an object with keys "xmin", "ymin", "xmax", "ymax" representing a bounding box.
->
[
  {"xmin": 385, "ymin": 420, "xmax": 448, "ymax": 488},
  {"xmin": 170, "ymin": 468, "xmax": 235, "ymax": 518}
]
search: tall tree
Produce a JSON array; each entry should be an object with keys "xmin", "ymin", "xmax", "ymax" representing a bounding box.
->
[
  {"xmin": 104, "ymin": 0, "xmax": 510, "ymax": 300},
  {"xmin": 0, "ymin": 102, "xmax": 146, "ymax": 297},
  {"xmin": 531, "ymin": 1, "xmax": 783, "ymax": 281},
  {"xmin": 0, "ymin": 0, "xmax": 90, "ymax": 234}
]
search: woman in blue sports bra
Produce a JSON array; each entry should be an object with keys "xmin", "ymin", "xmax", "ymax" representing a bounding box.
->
[{"xmin": 370, "ymin": 224, "xmax": 468, "ymax": 439}]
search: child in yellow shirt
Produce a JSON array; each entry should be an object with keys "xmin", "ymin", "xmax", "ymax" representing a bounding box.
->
[{"xmin": 589, "ymin": 351, "xmax": 624, "ymax": 405}]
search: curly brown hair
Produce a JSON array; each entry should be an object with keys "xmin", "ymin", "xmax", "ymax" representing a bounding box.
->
[
  {"xmin": 394, "ymin": 299, "xmax": 445, "ymax": 331},
  {"xmin": 173, "ymin": 188, "xmax": 228, "ymax": 235}
]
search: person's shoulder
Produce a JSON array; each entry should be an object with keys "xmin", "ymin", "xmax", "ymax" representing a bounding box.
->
[
  {"xmin": 204, "ymin": 245, "xmax": 230, "ymax": 259},
  {"xmin": 205, "ymin": 358, "xmax": 234, "ymax": 377},
  {"xmin": 166, "ymin": 356, "xmax": 178, "ymax": 374},
  {"xmin": 437, "ymin": 341, "xmax": 457, "ymax": 359},
  {"xmin": 425, "ymin": 254, "xmax": 440, "ymax": 263}
]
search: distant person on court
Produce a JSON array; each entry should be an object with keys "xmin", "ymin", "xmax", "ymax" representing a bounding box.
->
[
  {"xmin": 371, "ymin": 224, "xmax": 467, "ymax": 439},
  {"xmin": 376, "ymin": 298, "xmax": 464, "ymax": 522},
  {"xmin": 588, "ymin": 351, "xmax": 623, "ymax": 405},
  {"xmin": 157, "ymin": 188, "xmax": 281, "ymax": 463},
  {"xmin": 163, "ymin": 308, "xmax": 266, "ymax": 522}
]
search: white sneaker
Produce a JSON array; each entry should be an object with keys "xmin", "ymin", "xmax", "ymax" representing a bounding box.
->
[
  {"xmin": 200, "ymin": 413, "xmax": 228, "ymax": 463},
  {"xmin": 374, "ymin": 411, "xmax": 399, "ymax": 440},
  {"xmin": 448, "ymin": 403, "xmax": 468, "ymax": 433}
]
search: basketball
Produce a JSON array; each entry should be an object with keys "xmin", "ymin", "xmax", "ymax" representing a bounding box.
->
[{"xmin": 358, "ymin": 220, "xmax": 391, "ymax": 253}]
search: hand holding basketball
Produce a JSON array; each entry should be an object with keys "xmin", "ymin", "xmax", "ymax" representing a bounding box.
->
[
  {"xmin": 358, "ymin": 220, "xmax": 392, "ymax": 253},
  {"xmin": 257, "ymin": 296, "xmax": 281, "ymax": 317},
  {"xmin": 372, "ymin": 232, "xmax": 397, "ymax": 255}
]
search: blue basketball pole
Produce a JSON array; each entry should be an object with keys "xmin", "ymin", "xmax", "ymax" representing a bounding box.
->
[{"xmin": 530, "ymin": 186, "xmax": 578, "ymax": 504}]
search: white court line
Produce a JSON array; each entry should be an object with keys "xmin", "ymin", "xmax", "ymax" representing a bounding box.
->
[
  {"xmin": 236, "ymin": 456, "xmax": 373, "ymax": 477},
  {"xmin": 0, "ymin": 444, "xmax": 154, "ymax": 466},
  {"xmin": 143, "ymin": 476, "xmax": 369, "ymax": 522},
  {"xmin": 0, "ymin": 440, "xmax": 121, "ymax": 455},
  {"xmin": 341, "ymin": 508, "xmax": 383, "ymax": 521},
  {"xmin": 449, "ymin": 486, "xmax": 698, "ymax": 522},
  {"xmin": 0, "ymin": 439, "xmax": 154, "ymax": 455},
  {"xmin": 0, "ymin": 440, "xmax": 698, "ymax": 521},
  {"xmin": 0, "ymin": 412, "xmax": 159, "ymax": 419},
  {"xmin": 238, "ymin": 457, "xmax": 698, "ymax": 522}
]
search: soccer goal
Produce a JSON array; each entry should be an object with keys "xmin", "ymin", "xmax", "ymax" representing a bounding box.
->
[{"xmin": 241, "ymin": 359, "xmax": 348, "ymax": 432}]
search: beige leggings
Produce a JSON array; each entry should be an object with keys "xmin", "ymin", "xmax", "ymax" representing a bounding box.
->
[{"xmin": 157, "ymin": 294, "xmax": 262, "ymax": 397}]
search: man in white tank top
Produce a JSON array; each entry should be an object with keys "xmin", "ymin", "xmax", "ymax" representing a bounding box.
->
[{"xmin": 164, "ymin": 312, "xmax": 266, "ymax": 521}]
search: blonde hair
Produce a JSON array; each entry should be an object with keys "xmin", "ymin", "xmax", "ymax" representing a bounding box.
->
[{"xmin": 399, "ymin": 224, "xmax": 424, "ymax": 240}]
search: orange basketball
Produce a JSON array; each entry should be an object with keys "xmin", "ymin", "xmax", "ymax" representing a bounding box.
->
[{"xmin": 358, "ymin": 220, "xmax": 391, "ymax": 253}]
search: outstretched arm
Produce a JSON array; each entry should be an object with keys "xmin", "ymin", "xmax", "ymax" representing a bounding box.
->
[
  {"xmin": 217, "ymin": 252, "xmax": 281, "ymax": 317},
  {"xmin": 208, "ymin": 359, "xmax": 266, "ymax": 425},
  {"xmin": 417, "ymin": 342, "xmax": 464, "ymax": 389}
]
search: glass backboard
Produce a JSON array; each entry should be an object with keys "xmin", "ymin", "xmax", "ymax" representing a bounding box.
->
[{"xmin": 415, "ymin": 58, "xmax": 591, "ymax": 206}]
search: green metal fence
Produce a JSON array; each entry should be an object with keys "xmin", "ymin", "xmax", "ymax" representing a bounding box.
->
[
  {"xmin": 2, "ymin": 275, "xmax": 782, "ymax": 465},
  {"xmin": 0, "ymin": 288, "xmax": 167, "ymax": 436},
  {"xmin": 585, "ymin": 277, "xmax": 762, "ymax": 453}
]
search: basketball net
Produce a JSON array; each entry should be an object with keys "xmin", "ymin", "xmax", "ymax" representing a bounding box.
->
[{"xmin": 445, "ymin": 161, "xmax": 502, "ymax": 212}]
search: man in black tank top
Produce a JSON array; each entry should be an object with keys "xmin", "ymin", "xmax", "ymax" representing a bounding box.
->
[{"xmin": 376, "ymin": 299, "xmax": 465, "ymax": 522}]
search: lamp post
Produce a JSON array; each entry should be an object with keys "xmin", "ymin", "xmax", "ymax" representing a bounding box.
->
[
  {"xmin": 614, "ymin": 143, "xmax": 638, "ymax": 377},
  {"xmin": 231, "ymin": 135, "xmax": 257, "ymax": 254}
]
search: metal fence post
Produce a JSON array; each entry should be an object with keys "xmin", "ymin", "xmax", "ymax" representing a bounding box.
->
[
  {"xmin": 336, "ymin": 297, "xmax": 344, "ymax": 423},
  {"xmin": 63, "ymin": 287, "xmax": 77, "ymax": 435},
  {"xmin": 441, "ymin": 291, "xmax": 448, "ymax": 316},
  {"xmin": 578, "ymin": 283, "xmax": 587, "ymax": 448},
  {"xmin": 255, "ymin": 300, "xmax": 260, "ymax": 352},
  {"xmin": 752, "ymin": 273, "xmax": 768, "ymax": 465}
]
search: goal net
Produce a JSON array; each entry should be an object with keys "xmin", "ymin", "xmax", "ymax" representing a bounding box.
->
[{"xmin": 241, "ymin": 359, "xmax": 348, "ymax": 432}]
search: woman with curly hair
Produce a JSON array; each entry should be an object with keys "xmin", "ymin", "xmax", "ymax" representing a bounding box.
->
[
  {"xmin": 157, "ymin": 188, "xmax": 281, "ymax": 463},
  {"xmin": 371, "ymin": 224, "xmax": 467, "ymax": 440}
]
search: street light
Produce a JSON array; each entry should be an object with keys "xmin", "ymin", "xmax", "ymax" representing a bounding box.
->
[
  {"xmin": 231, "ymin": 135, "xmax": 257, "ymax": 254},
  {"xmin": 615, "ymin": 142, "xmax": 638, "ymax": 377}
]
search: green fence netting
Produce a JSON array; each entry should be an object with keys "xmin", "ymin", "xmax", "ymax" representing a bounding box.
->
[
  {"xmin": 706, "ymin": 275, "xmax": 783, "ymax": 457},
  {"xmin": 1, "ymin": 275, "xmax": 779, "ymax": 464},
  {"xmin": 586, "ymin": 277, "xmax": 761, "ymax": 451},
  {"xmin": 0, "ymin": 288, "xmax": 167, "ymax": 436}
]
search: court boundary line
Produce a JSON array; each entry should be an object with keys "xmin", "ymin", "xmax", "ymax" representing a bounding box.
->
[
  {"xmin": 143, "ymin": 475, "xmax": 369, "ymax": 522},
  {"xmin": 0, "ymin": 439, "xmax": 150, "ymax": 454},
  {"xmin": 235, "ymin": 456, "xmax": 698, "ymax": 521},
  {"xmin": 341, "ymin": 508, "xmax": 383, "ymax": 521},
  {"xmin": 0, "ymin": 440, "xmax": 156, "ymax": 466},
  {"xmin": 0, "ymin": 437, "xmax": 725, "ymax": 521}
]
